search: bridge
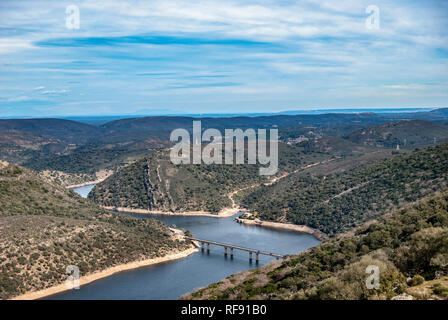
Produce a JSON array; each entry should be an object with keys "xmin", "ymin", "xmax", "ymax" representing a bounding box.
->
[{"xmin": 186, "ymin": 237, "xmax": 286, "ymax": 263}]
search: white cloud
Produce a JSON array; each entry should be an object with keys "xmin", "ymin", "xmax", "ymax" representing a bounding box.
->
[
  {"xmin": 0, "ymin": 0, "xmax": 446, "ymax": 49},
  {"xmin": 270, "ymin": 62, "xmax": 346, "ymax": 74},
  {"xmin": 0, "ymin": 39, "xmax": 34, "ymax": 54},
  {"xmin": 3, "ymin": 95, "xmax": 33, "ymax": 102},
  {"xmin": 41, "ymin": 89, "xmax": 68, "ymax": 95},
  {"xmin": 0, "ymin": 0, "xmax": 446, "ymax": 114}
]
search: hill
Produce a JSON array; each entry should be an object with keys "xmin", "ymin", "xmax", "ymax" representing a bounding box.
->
[
  {"xmin": 346, "ymin": 120, "xmax": 448, "ymax": 149},
  {"xmin": 0, "ymin": 129, "xmax": 63, "ymax": 164},
  {"xmin": 297, "ymin": 136, "xmax": 375, "ymax": 156},
  {"xmin": 0, "ymin": 161, "xmax": 192, "ymax": 299},
  {"xmin": 88, "ymin": 143, "xmax": 336, "ymax": 213},
  {"xmin": 89, "ymin": 149, "xmax": 267, "ymax": 213},
  {"xmin": 0, "ymin": 119, "xmax": 105, "ymax": 179},
  {"xmin": 22, "ymin": 138, "xmax": 167, "ymax": 175},
  {"xmin": 2, "ymin": 111, "xmax": 448, "ymax": 186},
  {"xmin": 98, "ymin": 109, "xmax": 448, "ymax": 136},
  {"xmin": 99, "ymin": 113, "xmax": 386, "ymax": 134},
  {"xmin": 429, "ymin": 107, "xmax": 448, "ymax": 116},
  {"xmin": 185, "ymin": 190, "xmax": 448, "ymax": 300},
  {"xmin": 0, "ymin": 119, "xmax": 169, "ymax": 180},
  {"xmin": 0, "ymin": 119, "xmax": 101, "ymax": 143},
  {"xmin": 239, "ymin": 143, "xmax": 448, "ymax": 235}
]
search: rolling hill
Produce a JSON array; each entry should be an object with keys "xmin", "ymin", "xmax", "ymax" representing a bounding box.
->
[
  {"xmin": 346, "ymin": 120, "xmax": 448, "ymax": 149},
  {"xmin": 88, "ymin": 143, "xmax": 336, "ymax": 213},
  {"xmin": 0, "ymin": 118, "xmax": 169, "ymax": 178},
  {"xmin": 239, "ymin": 143, "xmax": 448, "ymax": 235},
  {"xmin": 2, "ymin": 111, "xmax": 448, "ymax": 187},
  {"xmin": 0, "ymin": 161, "xmax": 192, "ymax": 299},
  {"xmin": 185, "ymin": 190, "xmax": 448, "ymax": 300},
  {"xmin": 0, "ymin": 119, "xmax": 101, "ymax": 143},
  {"xmin": 98, "ymin": 113, "xmax": 387, "ymax": 134}
]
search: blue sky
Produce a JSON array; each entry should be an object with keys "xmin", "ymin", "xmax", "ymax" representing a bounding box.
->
[{"xmin": 0, "ymin": 0, "xmax": 447, "ymax": 116}]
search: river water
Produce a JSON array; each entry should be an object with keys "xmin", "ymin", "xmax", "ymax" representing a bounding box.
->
[{"xmin": 47, "ymin": 184, "xmax": 319, "ymax": 299}]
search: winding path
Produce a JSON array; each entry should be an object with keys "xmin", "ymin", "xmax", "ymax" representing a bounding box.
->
[{"xmin": 226, "ymin": 158, "xmax": 339, "ymax": 211}]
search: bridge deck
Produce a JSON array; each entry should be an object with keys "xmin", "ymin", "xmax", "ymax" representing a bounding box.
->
[{"xmin": 186, "ymin": 237, "xmax": 285, "ymax": 259}]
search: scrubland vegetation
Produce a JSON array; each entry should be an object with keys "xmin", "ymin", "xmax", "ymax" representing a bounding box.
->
[
  {"xmin": 186, "ymin": 191, "xmax": 448, "ymax": 300},
  {"xmin": 0, "ymin": 162, "xmax": 191, "ymax": 299},
  {"xmin": 240, "ymin": 143, "xmax": 448, "ymax": 235}
]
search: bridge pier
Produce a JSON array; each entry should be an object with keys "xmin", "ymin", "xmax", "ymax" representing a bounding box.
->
[{"xmin": 187, "ymin": 237, "xmax": 284, "ymax": 262}]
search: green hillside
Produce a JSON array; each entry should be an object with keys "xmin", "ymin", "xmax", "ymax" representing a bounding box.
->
[
  {"xmin": 2, "ymin": 113, "xmax": 447, "ymax": 181},
  {"xmin": 345, "ymin": 120, "xmax": 448, "ymax": 149},
  {"xmin": 23, "ymin": 138, "xmax": 166, "ymax": 175},
  {"xmin": 0, "ymin": 129, "xmax": 64, "ymax": 164},
  {"xmin": 88, "ymin": 143, "xmax": 335, "ymax": 213},
  {"xmin": 239, "ymin": 143, "xmax": 448, "ymax": 235},
  {"xmin": 89, "ymin": 150, "xmax": 267, "ymax": 213},
  {"xmin": 185, "ymin": 190, "xmax": 448, "ymax": 300},
  {"xmin": 0, "ymin": 162, "xmax": 192, "ymax": 299},
  {"xmin": 0, "ymin": 119, "xmax": 170, "ymax": 177},
  {"xmin": 297, "ymin": 136, "xmax": 375, "ymax": 156},
  {"xmin": 0, "ymin": 119, "xmax": 101, "ymax": 143}
]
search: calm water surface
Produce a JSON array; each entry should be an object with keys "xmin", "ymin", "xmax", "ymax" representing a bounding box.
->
[
  {"xmin": 72, "ymin": 184, "xmax": 95, "ymax": 198},
  {"xmin": 48, "ymin": 185, "xmax": 319, "ymax": 299}
]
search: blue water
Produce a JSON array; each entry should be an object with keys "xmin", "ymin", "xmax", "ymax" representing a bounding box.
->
[
  {"xmin": 72, "ymin": 184, "xmax": 95, "ymax": 198},
  {"xmin": 49, "ymin": 185, "xmax": 319, "ymax": 299}
]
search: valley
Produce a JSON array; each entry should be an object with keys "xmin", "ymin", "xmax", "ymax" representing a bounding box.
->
[
  {"xmin": 2, "ymin": 0, "xmax": 448, "ymax": 306},
  {"xmin": 1, "ymin": 109, "xmax": 448, "ymax": 300}
]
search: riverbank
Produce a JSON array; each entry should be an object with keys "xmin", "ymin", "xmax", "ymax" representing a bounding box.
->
[
  {"xmin": 102, "ymin": 206, "xmax": 241, "ymax": 218},
  {"xmin": 10, "ymin": 246, "xmax": 198, "ymax": 300},
  {"xmin": 66, "ymin": 181, "xmax": 101, "ymax": 188},
  {"xmin": 66, "ymin": 170, "xmax": 113, "ymax": 188},
  {"xmin": 234, "ymin": 218, "xmax": 326, "ymax": 241}
]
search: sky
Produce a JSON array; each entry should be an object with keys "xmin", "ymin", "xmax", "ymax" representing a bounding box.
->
[{"xmin": 0, "ymin": 0, "xmax": 447, "ymax": 117}]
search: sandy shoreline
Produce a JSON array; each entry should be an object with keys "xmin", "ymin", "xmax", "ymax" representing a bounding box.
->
[
  {"xmin": 102, "ymin": 206, "xmax": 241, "ymax": 218},
  {"xmin": 10, "ymin": 247, "xmax": 198, "ymax": 300},
  {"xmin": 235, "ymin": 218, "xmax": 325, "ymax": 240},
  {"xmin": 66, "ymin": 180, "xmax": 102, "ymax": 189},
  {"xmin": 66, "ymin": 170, "xmax": 113, "ymax": 188}
]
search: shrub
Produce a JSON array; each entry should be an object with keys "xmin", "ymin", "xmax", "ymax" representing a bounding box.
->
[{"xmin": 408, "ymin": 275, "xmax": 425, "ymax": 286}]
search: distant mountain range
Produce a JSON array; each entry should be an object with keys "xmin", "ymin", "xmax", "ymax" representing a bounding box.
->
[
  {"xmin": 1, "ymin": 109, "xmax": 448, "ymax": 177},
  {"xmin": 2, "ymin": 107, "xmax": 446, "ymax": 125}
]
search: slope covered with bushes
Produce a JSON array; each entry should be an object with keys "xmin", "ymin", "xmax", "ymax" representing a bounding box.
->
[
  {"xmin": 186, "ymin": 191, "xmax": 448, "ymax": 300},
  {"xmin": 0, "ymin": 162, "xmax": 192, "ymax": 299},
  {"xmin": 89, "ymin": 144, "xmax": 332, "ymax": 213},
  {"xmin": 240, "ymin": 143, "xmax": 448, "ymax": 235}
]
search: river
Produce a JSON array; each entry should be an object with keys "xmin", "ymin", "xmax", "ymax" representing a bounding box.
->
[{"xmin": 47, "ymin": 184, "xmax": 319, "ymax": 299}]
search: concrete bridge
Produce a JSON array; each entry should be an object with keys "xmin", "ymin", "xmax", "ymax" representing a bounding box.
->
[{"xmin": 186, "ymin": 237, "xmax": 286, "ymax": 263}]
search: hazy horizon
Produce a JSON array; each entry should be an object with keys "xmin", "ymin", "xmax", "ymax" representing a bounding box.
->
[{"xmin": 0, "ymin": 107, "xmax": 441, "ymax": 120}]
